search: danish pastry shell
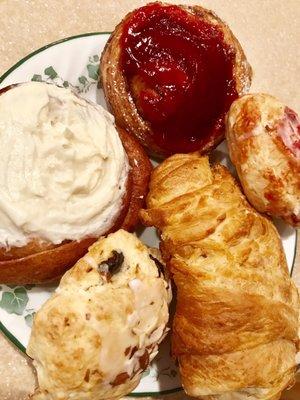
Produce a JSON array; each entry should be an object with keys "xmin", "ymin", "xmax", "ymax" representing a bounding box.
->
[{"xmin": 226, "ymin": 93, "xmax": 300, "ymax": 227}]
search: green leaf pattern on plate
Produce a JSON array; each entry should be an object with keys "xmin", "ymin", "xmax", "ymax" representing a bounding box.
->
[
  {"xmin": 44, "ymin": 66, "xmax": 58, "ymax": 79},
  {"xmin": 0, "ymin": 287, "xmax": 29, "ymax": 315},
  {"xmin": 0, "ymin": 284, "xmax": 41, "ymax": 328},
  {"xmin": 32, "ymin": 74, "xmax": 42, "ymax": 82},
  {"xmin": 87, "ymin": 64, "xmax": 99, "ymax": 80},
  {"xmin": 30, "ymin": 55, "xmax": 100, "ymax": 94},
  {"xmin": 78, "ymin": 75, "xmax": 88, "ymax": 85},
  {"xmin": 24, "ymin": 311, "xmax": 36, "ymax": 328}
]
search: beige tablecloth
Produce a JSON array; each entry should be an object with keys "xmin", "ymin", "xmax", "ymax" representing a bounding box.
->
[{"xmin": 0, "ymin": 1, "xmax": 299, "ymax": 399}]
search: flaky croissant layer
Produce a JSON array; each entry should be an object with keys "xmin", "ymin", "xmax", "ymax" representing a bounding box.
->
[{"xmin": 140, "ymin": 153, "xmax": 300, "ymax": 400}]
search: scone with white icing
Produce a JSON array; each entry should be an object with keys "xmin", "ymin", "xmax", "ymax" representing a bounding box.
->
[{"xmin": 27, "ymin": 229, "xmax": 171, "ymax": 400}]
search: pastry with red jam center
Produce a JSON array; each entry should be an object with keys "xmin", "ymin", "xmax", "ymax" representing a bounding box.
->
[{"xmin": 100, "ymin": 2, "xmax": 252, "ymax": 157}]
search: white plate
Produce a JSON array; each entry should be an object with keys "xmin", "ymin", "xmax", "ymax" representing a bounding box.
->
[{"xmin": 0, "ymin": 32, "xmax": 297, "ymax": 396}]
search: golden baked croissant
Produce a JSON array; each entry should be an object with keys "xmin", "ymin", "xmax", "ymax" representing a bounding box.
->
[{"xmin": 140, "ymin": 153, "xmax": 300, "ymax": 400}]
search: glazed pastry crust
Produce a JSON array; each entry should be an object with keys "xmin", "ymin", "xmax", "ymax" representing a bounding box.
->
[
  {"xmin": 100, "ymin": 2, "xmax": 252, "ymax": 157},
  {"xmin": 226, "ymin": 93, "xmax": 300, "ymax": 227},
  {"xmin": 116, "ymin": 127, "xmax": 152, "ymax": 231},
  {"xmin": 0, "ymin": 86, "xmax": 152, "ymax": 284},
  {"xmin": 140, "ymin": 153, "xmax": 300, "ymax": 400},
  {"xmin": 27, "ymin": 229, "xmax": 171, "ymax": 400}
]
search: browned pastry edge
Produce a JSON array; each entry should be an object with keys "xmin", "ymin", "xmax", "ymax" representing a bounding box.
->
[
  {"xmin": 100, "ymin": 1, "xmax": 252, "ymax": 157},
  {"xmin": 0, "ymin": 84, "xmax": 152, "ymax": 284},
  {"xmin": 225, "ymin": 93, "xmax": 300, "ymax": 227},
  {"xmin": 116, "ymin": 127, "xmax": 152, "ymax": 231},
  {"xmin": 139, "ymin": 153, "xmax": 299, "ymax": 399}
]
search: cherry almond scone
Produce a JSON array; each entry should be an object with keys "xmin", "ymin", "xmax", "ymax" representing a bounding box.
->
[
  {"xmin": 27, "ymin": 230, "xmax": 171, "ymax": 400},
  {"xmin": 100, "ymin": 2, "xmax": 252, "ymax": 157},
  {"xmin": 0, "ymin": 82, "xmax": 151, "ymax": 284}
]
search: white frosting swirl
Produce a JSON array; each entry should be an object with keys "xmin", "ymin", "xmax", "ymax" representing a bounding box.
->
[{"xmin": 0, "ymin": 82, "xmax": 129, "ymax": 247}]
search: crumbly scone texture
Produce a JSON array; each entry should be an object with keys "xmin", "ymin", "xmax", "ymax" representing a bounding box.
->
[
  {"xmin": 27, "ymin": 229, "xmax": 171, "ymax": 400},
  {"xmin": 140, "ymin": 153, "xmax": 300, "ymax": 400},
  {"xmin": 99, "ymin": 2, "xmax": 252, "ymax": 157},
  {"xmin": 226, "ymin": 93, "xmax": 300, "ymax": 227}
]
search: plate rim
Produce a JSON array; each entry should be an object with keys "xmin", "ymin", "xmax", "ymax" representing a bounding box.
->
[
  {"xmin": 0, "ymin": 31, "xmax": 298, "ymax": 397},
  {"xmin": 0, "ymin": 31, "xmax": 110, "ymax": 85}
]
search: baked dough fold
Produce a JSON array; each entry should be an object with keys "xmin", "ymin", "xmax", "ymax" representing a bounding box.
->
[{"xmin": 140, "ymin": 153, "xmax": 299, "ymax": 400}]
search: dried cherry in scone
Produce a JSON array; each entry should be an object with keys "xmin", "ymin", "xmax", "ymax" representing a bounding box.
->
[
  {"xmin": 98, "ymin": 250, "xmax": 124, "ymax": 278},
  {"xmin": 100, "ymin": 2, "xmax": 252, "ymax": 156}
]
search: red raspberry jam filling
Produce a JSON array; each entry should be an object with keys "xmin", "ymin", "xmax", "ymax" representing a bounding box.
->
[
  {"xmin": 277, "ymin": 107, "xmax": 300, "ymax": 159},
  {"xmin": 121, "ymin": 3, "xmax": 238, "ymax": 154}
]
